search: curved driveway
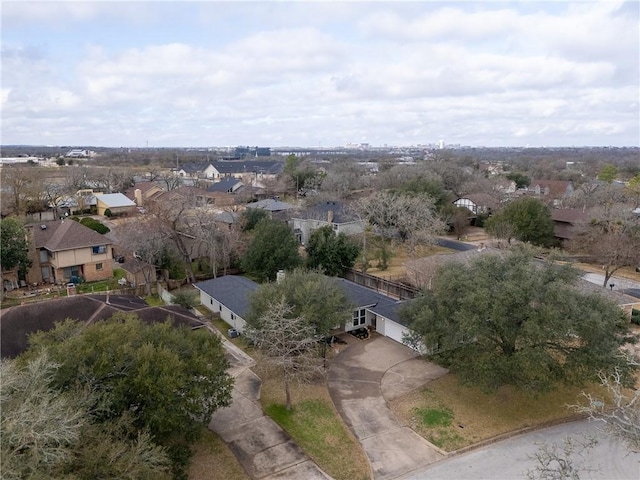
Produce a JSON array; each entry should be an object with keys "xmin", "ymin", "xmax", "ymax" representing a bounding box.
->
[{"xmin": 327, "ymin": 335, "xmax": 448, "ymax": 480}]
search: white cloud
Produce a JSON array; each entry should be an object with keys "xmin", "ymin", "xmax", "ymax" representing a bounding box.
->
[{"xmin": 1, "ymin": 1, "xmax": 637, "ymax": 147}]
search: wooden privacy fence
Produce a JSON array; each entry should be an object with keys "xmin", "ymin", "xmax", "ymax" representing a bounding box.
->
[{"xmin": 344, "ymin": 269, "xmax": 420, "ymax": 300}]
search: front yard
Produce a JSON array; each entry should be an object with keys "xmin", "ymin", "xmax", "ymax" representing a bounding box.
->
[{"xmin": 389, "ymin": 373, "xmax": 611, "ymax": 452}]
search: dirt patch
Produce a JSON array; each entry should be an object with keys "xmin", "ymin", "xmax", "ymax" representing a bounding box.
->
[{"xmin": 188, "ymin": 428, "xmax": 249, "ymax": 480}]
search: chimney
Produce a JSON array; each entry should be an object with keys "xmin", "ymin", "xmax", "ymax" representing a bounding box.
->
[
  {"xmin": 134, "ymin": 188, "xmax": 143, "ymax": 206},
  {"xmin": 327, "ymin": 210, "xmax": 334, "ymax": 223}
]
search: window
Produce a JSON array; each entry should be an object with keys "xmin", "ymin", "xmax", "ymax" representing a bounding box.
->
[
  {"xmin": 219, "ymin": 303, "xmax": 222, "ymax": 312},
  {"xmin": 210, "ymin": 299, "xmax": 213, "ymax": 305},
  {"xmin": 39, "ymin": 250, "xmax": 48, "ymax": 263},
  {"xmin": 353, "ymin": 308, "xmax": 366, "ymax": 327},
  {"xmin": 96, "ymin": 263, "xmax": 103, "ymax": 271},
  {"xmin": 92, "ymin": 245, "xmax": 106, "ymax": 255},
  {"xmin": 231, "ymin": 313, "xmax": 235, "ymax": 320}
]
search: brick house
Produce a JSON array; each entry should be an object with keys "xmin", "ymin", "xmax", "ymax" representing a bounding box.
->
[{"xmin": 26, "ymin": 220, "xmax": 114, "ymax": 284}]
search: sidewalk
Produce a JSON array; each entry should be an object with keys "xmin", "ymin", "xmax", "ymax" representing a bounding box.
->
[{"xmin": 205, "ymin": 322, "xmax": 332, "ymax": 480}]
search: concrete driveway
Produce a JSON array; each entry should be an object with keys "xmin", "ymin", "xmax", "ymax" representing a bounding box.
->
[
  {"xmin": 327, "ymin": 334, "xmax": 448, "ymax": 480},
  {"xmin": 208, "ymin": 327, "xmax": 331, "ymax": 480}
]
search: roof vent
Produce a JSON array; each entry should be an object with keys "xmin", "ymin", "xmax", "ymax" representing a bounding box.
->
[{"xmin": 40, "ymin": 224, "xmax": 47, "ymax": 230}]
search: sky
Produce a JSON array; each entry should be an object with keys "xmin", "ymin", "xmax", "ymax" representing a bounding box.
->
[{"xmin": 1, "ymin": 0, "xmax": 639, "ymax": 148}]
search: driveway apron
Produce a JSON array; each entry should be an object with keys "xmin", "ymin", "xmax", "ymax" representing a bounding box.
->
[{"xmin": 328, "ymin": 335, "xmax": 448, "ymax": 480}]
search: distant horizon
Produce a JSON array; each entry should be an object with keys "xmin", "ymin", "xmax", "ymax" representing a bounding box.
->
[{"xmin": 2, "ymin": 2, "xmax": 638, "ymax": 148}]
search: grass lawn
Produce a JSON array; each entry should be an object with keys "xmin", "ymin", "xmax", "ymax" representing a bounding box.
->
[
  {"xmin": 144, "ymin": 294, "xmax": 165, "ymax": 306},
  {"xmin": 258, "ymin": 368, "xmax": 371, "ymax": 480},
  {"xmin": 188, "ymin": 427, "xmax": 249, "ymax": 480},
  {"xmin": 390, "ymin": 373, "xmax": 610, "ymax": 451}
]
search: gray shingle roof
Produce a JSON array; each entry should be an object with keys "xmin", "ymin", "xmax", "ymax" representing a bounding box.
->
[
  {"xmin": 247, "ymin": 198, "xmax": 296, "ymax": 211},
  {"xmin": 294, "ymin": 200, "xmax": 357, "ymax": 224},
  {"xmin": 337, "ymin": 278, "xmax": 399, "ymax": 310},
  {"xmin": 194, "ymin": 276, "xmax": 259, "ymax": 318},
  {"xmin": 206, "ymin": 178, "xmax": 243, "ymax": 193}
]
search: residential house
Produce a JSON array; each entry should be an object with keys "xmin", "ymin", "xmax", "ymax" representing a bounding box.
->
[
  {"xmin": 527, "ymin": 180, "xmax": 574, "ymax": 206},
  {"xmin": 193, "ymin": 275, "xmax": 413, "ymax": 346},
  {"xmin": 26, "ymin": 219, "xmax": 114, "ymax": 284},
  {"xmin": 452, "ymin": 193, "xmax": 498, "ymax": 216},
  {"xmin": 551, "ymin": 209, "xmax": 590, "ymax": 244},
  {"xmin": 96, "ymin": 193, "xmax": 136, "ymax": 216},
  {"xmin": 210, "ymin": 161, "xmax": 283, "ymax": 181},
  {"xmin": 206, "ymin": 177, "xmax": 244, "ymax": 194},
  {"xmin": 246, "ymin": 198, "xmax": 296, "ymax": 220},
  {"xmin": 124, "ymin": 182, "xmax": 164, "ymax": 207},
  {"xmin": 194, "ymin": 276, "xmax": 259, "ymax": 333},
  {"xmin": 289, "ymin": 200, "xmax": 364, "ymax": 245},
  {"xmin": 175, "ymin": 163, "xmax": 217, "ymax": 179},
  {"xmin": 118, "ymin": 257, "xmax": 157, "ymax": 290}
]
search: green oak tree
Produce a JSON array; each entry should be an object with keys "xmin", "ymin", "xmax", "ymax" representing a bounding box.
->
[
  {"xmin": 241, "ymin": 218, "xmax": 301, "ymax": 281},
  {"xmin": 485, "ymin": 197, "xmax": 555, "ymax": 247},
  {"xmin": 401, "ymin": 249, "xmax": 636, "ymax": 393},
  {"xmin": 26, "ymin": 313, "xmax": 233, "ymax": 476},
  {"xmin": 306, "ymin": 225, "xmax": 360, "ymax": 276},
  {"xmin": 0, "ymin": 217, "xmax": 32, "ymax": 299},
  {"xmin": 246, "ymin": 268, "xmax": 352, "ymax": 337},
  {"xmin": 1, "ymin": 351, "xmax": 172, "ymax": 480},
  {"xmin": 598, "ymin": 164, "xmax": 619, "ymax": 184}
]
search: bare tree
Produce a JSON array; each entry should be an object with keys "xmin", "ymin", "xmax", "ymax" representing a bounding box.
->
[
  {"xmin": 117, "ymin": 218, "xmax": 165, "ymax": 295},
  {"xmin": 355, "ymin": 191, "xmax": 446, "ymax": 257},
  {"xmin": 571, "ymin": 363, "xmax": 640, "ymax": 453},
  {"xmin": 245, "ymin": 299, "xmax": 324, "ymax": 410},
  {"xmin": 0, "ymin": 164, "xmax": 38, "ymax": 215},
  {"xmin": 157, "ymin": 171, "xmax": 182, "ymax": 191},
  {"xmin": 569, "ymin": 203, "xmax": 640, "ymax": 287}
]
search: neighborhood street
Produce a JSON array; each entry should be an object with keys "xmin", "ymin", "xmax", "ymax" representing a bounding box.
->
[{"xmin": 400, "ymin": 419, "xmax": 640, "ymax": 479}]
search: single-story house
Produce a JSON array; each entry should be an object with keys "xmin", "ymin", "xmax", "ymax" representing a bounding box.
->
[
  {"xmin": 124, "ymin": 182, "xmax": 164, "ymax": 207},
  {"xmin": 96, "ymin": 193, "xmax": 136, "ymax": 216},
  {"xmin": 194, "ymin": 276, "xmax": 259, "ymax": 333},
  {"xmin": 206, "ymin": 178, "xmax": 244, "ymax": 194},
  {"xmin": 246, "ymin": 198, "xmax": 296, "ymax": 220},
  {"xmin": 193, "ymin": 275, "xmax": 413, "ymax": 347},
  {"xmin": 289, "ymin": 200, "xmax": 364, "ymax": 245}
]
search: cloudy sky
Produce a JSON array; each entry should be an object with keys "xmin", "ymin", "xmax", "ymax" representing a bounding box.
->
[{"xmin": 1, "ymin": 1, "xmax": 638, "ymax": 148}]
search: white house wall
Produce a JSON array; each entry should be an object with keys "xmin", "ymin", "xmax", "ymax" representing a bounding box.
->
[{"xmin": 198, "ymin": 291, "xmax": 247, "ymax": 332}]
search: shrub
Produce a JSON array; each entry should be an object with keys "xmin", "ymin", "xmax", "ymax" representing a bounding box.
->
[{"xmin": 171, "ymin": 289, "xmax": 199, "ymax": 310}]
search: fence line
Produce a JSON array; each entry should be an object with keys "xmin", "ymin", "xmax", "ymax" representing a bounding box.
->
[{"xmin": 344, "ymin": 269, "xmax": 419, "ymax": 300}]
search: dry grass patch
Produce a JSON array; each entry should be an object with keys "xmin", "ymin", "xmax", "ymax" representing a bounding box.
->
[
  {"xmin": 188, "ymin": 428, "xmax": 249, "ymax": 480},
  {"xmin": 360, "ymin": 240, "xmax": 454, "ymax": 279},
  {"xmin": 258, "ymin": 367, "xmax": 371, "ymax": 480},
  {"xmin": 390, "ymin": 373, "xmax": 611, "ymax": 452}
]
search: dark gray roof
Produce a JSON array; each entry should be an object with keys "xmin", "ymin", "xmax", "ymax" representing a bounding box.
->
[
  {"xmin": 247, "ymin": 198, "xmax": 296, "ymax": 211},
  {"xmin": 194, "ymin": 276, "xmax": 259, "ymax": 318},
  {"xmin": 337, "ymin": 278, "xmax": 399, "ymax": 310},
  {"xmin": 179, "ymin": 163, "xmax": 211, "ymax": 173},
  {"xmin": 212, "ymin": 161, "xmax": 283, "ymax": 175},
  {"xmin": 206, "ymin": 178, "xmax": 243, "ymax": 193},
  {"xmin": 295, "ymin": 201, "xmax": 357, "ymax": 224},
  {"xmin": 369, "ymin": 300, "xmax": 408, "ymax": 326}
]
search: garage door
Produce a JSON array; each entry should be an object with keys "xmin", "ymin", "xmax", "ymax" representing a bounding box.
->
[{"xmin": 384, "ymin": 320, "xmax": 408, "ymax": 345}]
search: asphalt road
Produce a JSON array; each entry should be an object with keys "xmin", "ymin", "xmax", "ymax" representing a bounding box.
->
[{"xmin": 400, "ymin": 419, "xmax": 640, "ymax": 480}]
